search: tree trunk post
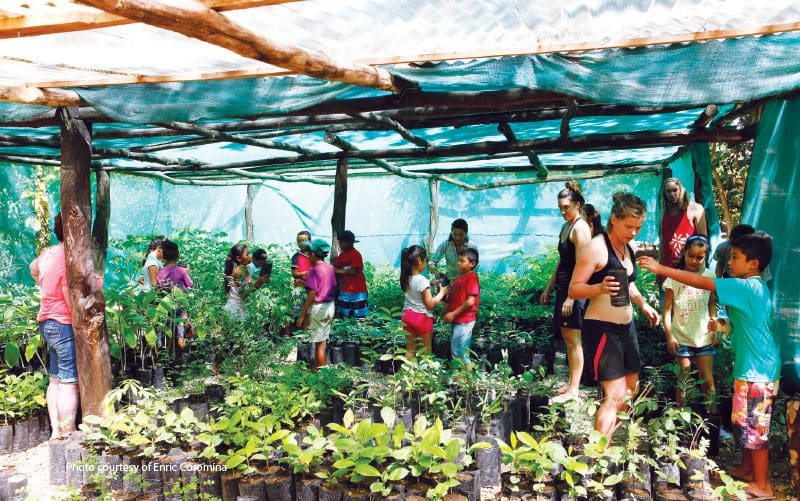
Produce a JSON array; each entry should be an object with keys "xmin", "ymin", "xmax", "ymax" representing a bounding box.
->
[
  {"xmin": 58, "ymin": 106, "xmax": 112, "ymax": 419},
  {"xmin": 424, "ymin": 178, "xmax": 440, "ymax": 254},
  {"xmin": 330, "ymin": 156, "xmax": 348, "ymax": 262},
  {"xmin": 92, "ymin": 169, "xmax": 110, "ymax": 273},
  {"xmin": 245, "ymin": 184, "xmax": 255, "ymax": 243}
]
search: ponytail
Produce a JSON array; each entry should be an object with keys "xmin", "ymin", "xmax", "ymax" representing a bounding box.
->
[
  {"xmin": 558, "ymin": 181, "xmax": 585, "ymax": 206},
  {"xmin": 400, "ymin": 245, "xmax": 427, "ymax": 292}
]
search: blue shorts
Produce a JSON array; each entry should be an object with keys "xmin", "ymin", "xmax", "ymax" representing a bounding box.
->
[
  {"xmin": 39, "ymin": 319, "xmax": 78, "ymax": 383},
  {"xmin": 336, "ymin": 291, "xmax": 369, "ymax": 318},
  {"xmin": 675, "ymin": 344, "xmax": 716, "ymax": 358}
]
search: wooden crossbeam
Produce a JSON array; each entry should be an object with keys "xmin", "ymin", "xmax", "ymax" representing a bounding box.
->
[
  {"xmin": 74, "ymin": 0, "xmax": 409, "ymax": 93},
  {"xmin": 3, "ymin": 126, "xmax": 754, "ymax": 175},
  {"xmin": 159, "ymin": 121, "xmax": 319, "ymax": 155},
  {"xmin": 0, "ymin": 0, "xmax": 304, "ymax": 39},
  {"xmin": 0, "ymin": 86, "xmax": 82, "ymax": 107},
  {"xmin": 352, "ymin": 112, "xmax": 431, "ymax": 148}
]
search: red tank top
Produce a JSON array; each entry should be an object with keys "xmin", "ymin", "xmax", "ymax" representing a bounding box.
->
[{"xmin": 660, "ymin": 209, "xmax": 695, "ymax": 269}]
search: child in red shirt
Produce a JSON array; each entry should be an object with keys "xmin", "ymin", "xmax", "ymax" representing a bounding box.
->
[
  {"xmin": 333, "ymin": 230, "xmax": 369, "ymax": 317},
  {"xmin": 444, "ymin": 248, "xmax": 480, "ymax": 363}
]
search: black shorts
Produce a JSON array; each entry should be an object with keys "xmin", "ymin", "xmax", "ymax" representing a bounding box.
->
[
  {"xmin": 553, "ymin": 285, "xmax": 586, "ymax": 331},
  {"xmin": 583, "ymin": 319, "xmax": 640, "ymax": 382}
]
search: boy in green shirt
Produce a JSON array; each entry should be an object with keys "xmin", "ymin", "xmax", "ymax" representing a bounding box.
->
[{"xmin": 638, "ymin": 231, "xmax": 779, "ymax": 499}]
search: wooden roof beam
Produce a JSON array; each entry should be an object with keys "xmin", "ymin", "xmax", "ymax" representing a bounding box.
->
[
  {"xmin": 159, "ymin": 121, "xmax": 320, "ymax": 156},
  {"xmin": 0, "ymin": 86, "xmax": 83, "ymax": 107},
  {"xmin": 351, "ymin": 112, "xmax": 431, "ymax": 148},
  {"xmin": 0, "ymin": 0, "xmax": 304, "ymax": 39},
  {"xmin": 74, "ymin": 0, "xmax": 413, "ymax": 93}
]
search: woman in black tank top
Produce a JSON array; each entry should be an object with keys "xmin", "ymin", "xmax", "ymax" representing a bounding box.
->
[
  {"xmin": 567, "ymin": 193, "xmax": 660, "ymax": 440},
  {"xmin": 541, "ymin": 182, "xmax": 592, "ymax": 401}
]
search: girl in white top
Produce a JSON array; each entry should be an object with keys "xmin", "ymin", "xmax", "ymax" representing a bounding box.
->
[
  {"xmin": 662, "ymin": 234, "xmax": 718, "ymax": 411},
  {"xmin": 137, "ymin": 236, "xmax": 164, "ymax": 290},
  {"xmin": 400, "ymin": 245, "xmax": 448, "ymax": 359}
]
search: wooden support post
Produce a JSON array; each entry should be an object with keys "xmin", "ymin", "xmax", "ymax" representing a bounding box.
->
[
  {"xmin": 245, "ymin": 184, "xmax": 255, "ymax": 242},
  {"xmin": 424, "ymin": 179, "xmax": 440, "ymax": 254},
  {"xmin": 57, "ymin": 106, "xmax": 112, "ymax": 419},
  {"xmin": 330, "ymin": 156, "xmax": 348, "ymax": 262},
  {"xmin": 91, "ymin": 170, "xmax": 110, "ymax": 273}
]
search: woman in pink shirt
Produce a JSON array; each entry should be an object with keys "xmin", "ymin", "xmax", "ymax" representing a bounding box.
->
[{"xmin": 29, "ymin": 213, "xmax": 79, "ymax": 439}]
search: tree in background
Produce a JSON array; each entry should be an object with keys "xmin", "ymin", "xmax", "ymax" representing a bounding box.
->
[{"xmin": 710, "ymin": 110, "xmax": 760, "ymax": 235}]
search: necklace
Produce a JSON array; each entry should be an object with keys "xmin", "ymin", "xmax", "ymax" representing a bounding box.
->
[{"xmin": 610, "ymin": 238, "xmax": 627, "ymax": 262}]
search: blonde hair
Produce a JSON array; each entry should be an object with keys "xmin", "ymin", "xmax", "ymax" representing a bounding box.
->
[
  {"xmin": 606, "ymin": 192, "xmax": 647, "ymax": 232},
  {"xmin": 661, "ymin": 177, "xmax": 689, "ymax": 211}
]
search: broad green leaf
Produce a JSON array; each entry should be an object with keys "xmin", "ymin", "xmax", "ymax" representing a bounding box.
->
[
  {"xmin": 332, "ymin": 459, "xmax": 355, "ymax": 469},
  {"xmin": 3, "ymin": 342, "xmax": 20, "ymax": 367},
  {"xmin": 225, "ymin": 455, "xmax": 245, "ymax": 469},
  {"xmin": 144, "ymin": 329, "xmax": 157, "ymax": 347},
  {"xmin": 440, "ymin": 462, "xmax": 459, "ymax": 477},
  {"xmin": 380, "ymin": 407, "xmax": 395, "ymax": 427},
  {"xmin": 354, "ymin": 463, "xmax": 381, "ymax": 477},
  {"xmin": 109, "ymin": 340, "xmax": 121, "ymax": 359},
  {"xmin": 343, "ymin": 409, "xmax": 354, "ymax": 429},
  {"xmin": 387, "ymin": 467, "xmax": 409, "ymax": 481},
  {"xmin": 24, "ymin": 335, "xmax": 41, "ymax": 362}
]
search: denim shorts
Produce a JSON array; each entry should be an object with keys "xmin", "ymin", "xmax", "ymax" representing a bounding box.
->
[
  {"xmin": 675, "ymin": 344, "xmax": 716, "ymax": 358},
  {"xmin": 39, "ymin": 319, "xmax": 78, "ymax": 383}
]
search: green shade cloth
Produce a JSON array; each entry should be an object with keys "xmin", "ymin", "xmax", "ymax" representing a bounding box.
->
[{"xmin": 741, "ymin": 97, "xmax": 800, "ymax": 394}]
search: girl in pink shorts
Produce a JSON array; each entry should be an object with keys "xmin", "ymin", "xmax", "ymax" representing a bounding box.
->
[{"xmin": 400, "ymin": 245, "xmax": 449, "ymax": 359}]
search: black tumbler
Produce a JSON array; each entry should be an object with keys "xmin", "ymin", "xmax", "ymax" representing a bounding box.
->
[{"xmin": 608, "ymin": 267, "xmax": 630, "ymax": 307}]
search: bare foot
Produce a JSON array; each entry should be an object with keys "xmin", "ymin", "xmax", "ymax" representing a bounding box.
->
[
  {"xmin": 555, "ymin": 383, "xmax": 571, "ymax": 395},
  {"xmin": 729, "ymin": 468, "xmax": 753, "ymax": 482},
  {"xmin": 744, "ymin": 482, "xmax": 773, "ymax": 499}
]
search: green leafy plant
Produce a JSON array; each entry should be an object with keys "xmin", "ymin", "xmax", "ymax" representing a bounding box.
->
[
  {"xmin": 0, "ymin": 287, "xmax": 42, "ymax": 368},
  {"xmin": 0, "ymin": 369, "xmax": 47, "ymax": 424}
]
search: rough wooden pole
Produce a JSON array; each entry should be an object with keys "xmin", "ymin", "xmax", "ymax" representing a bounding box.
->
[
  {"xmin": 330, "ymin": 156, "xmax": 348, "ymax": 262},
  {"xmin": 245, "ymin": 184, "xmax": 255, "ymax": 242},
  {"xmin": 58, "ymin": 106, "xmax": 112, "ymax": 419},
  {"xmin": 75, "ymin": 0, "xmax": 405, "ymax": 93},
  {"xmin": 424, "ymin": 179, "xmax": 440, "ymax": 253},
  {"xmin": 92, "ymin": 170, "xmax": 110, "ymax": 273}
]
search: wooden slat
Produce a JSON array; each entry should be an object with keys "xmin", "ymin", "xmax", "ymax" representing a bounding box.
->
[{"xmin": 0, "ymin": 0, "xmax": 303, "ymax": 39}]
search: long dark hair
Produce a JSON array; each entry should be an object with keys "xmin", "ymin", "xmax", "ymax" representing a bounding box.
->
[
  {"xmin": 400, "ymin": 245, "xmax": 427, "ymax": 292},
  {"xmin": 581, "ymin": 204, "xmax": 603, "ymax": 237},
  {"xmin": 676, "ymin": 234, "xmax": 710, "ymax": 270},
  {"xmin": 141, "ymin": 235, "xmax": 165, "ymax": 266},
  {"xmin": 224, "ymin": 243, "xmax": 248, "ymax": 293}
]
